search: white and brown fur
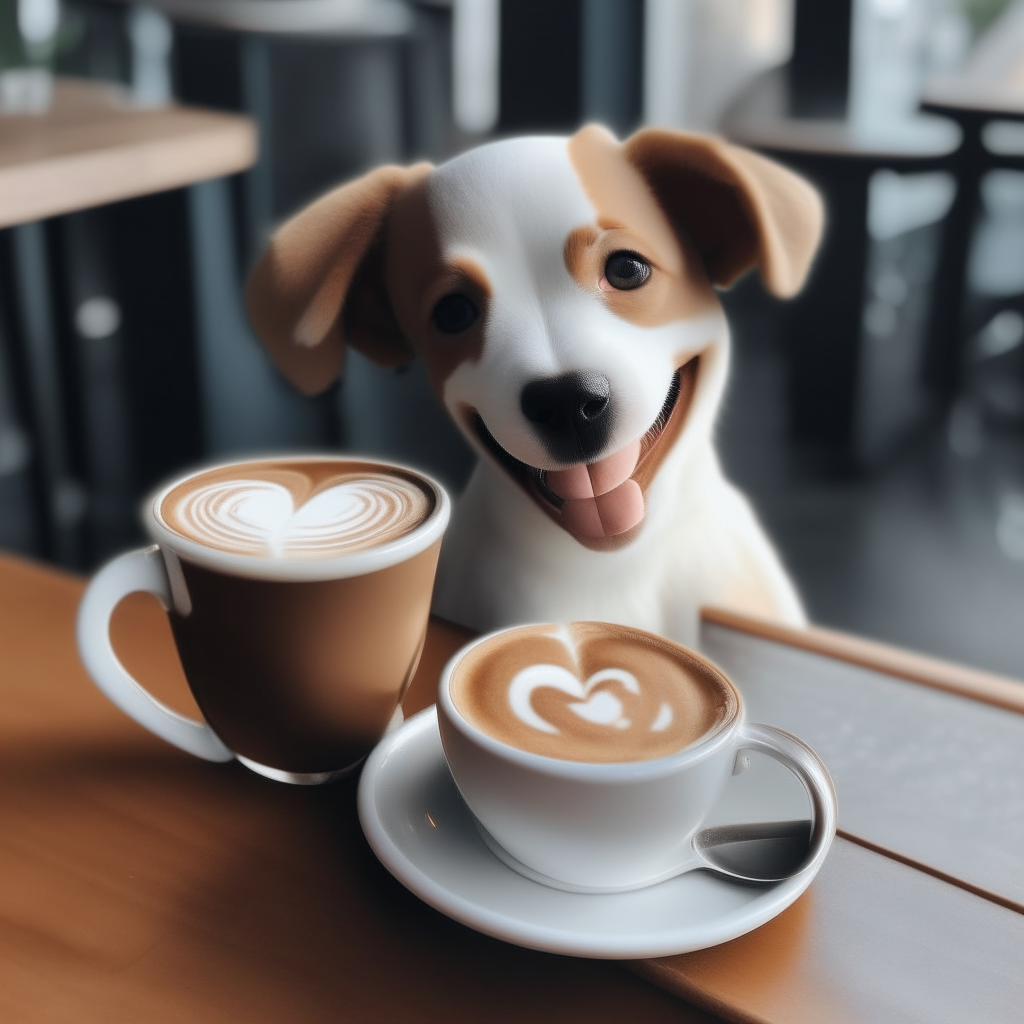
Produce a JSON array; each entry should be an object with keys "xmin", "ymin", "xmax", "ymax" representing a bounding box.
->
[{"xmin": 246, "ymin": 125, "xmax": 823, "ymax": 646}]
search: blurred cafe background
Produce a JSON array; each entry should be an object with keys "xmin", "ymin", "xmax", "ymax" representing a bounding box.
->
[{"xmin": 1, "ymin": 0, "xmax": 1022, "ymax": 676}]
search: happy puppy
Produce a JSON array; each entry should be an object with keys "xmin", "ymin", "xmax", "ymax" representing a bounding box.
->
[{"xmin": 247, "ymin": 125, "xmax": 823, "ymax": 646}]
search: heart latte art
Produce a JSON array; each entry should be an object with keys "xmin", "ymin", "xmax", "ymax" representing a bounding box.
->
[
  {"xmin": 452, "ymin": 623, "xmax": 736, "ymax": 763},
  {"xmin": 159, "ymin": 460, "xmax": 434, "ymax": 558}
]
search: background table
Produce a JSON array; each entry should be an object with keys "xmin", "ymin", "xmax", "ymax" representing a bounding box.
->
[
  {"xmin": 723, "ymin": 67, "xmax": 960, "ymax": 466},
  {"xmin": 918, "ymin": 78, "xmax": 1024, "ymax": 408},
  {"xmin": 0, "ymin": 77, "xmax": 258, "ymax": 571},
  {"xmin": 2, "ymin": 551, "xmax": 1023, "ymax": 1023},
  {"xmin": 0, "ymin": 76, "xmax": 255, "ymax": 229}
]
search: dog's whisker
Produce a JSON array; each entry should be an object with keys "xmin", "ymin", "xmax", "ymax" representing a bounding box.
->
[
  {"xmin": 639, "ymin": 368, "xmax": 683, "ymax": 460},
  {"xmin": 535, "ymin": 470, "xmax": 565, "ymax": 509}
]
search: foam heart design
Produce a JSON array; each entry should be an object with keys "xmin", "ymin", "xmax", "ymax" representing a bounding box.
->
[
  {"xmin": 230, "ymin": 483, "xmax": 364, "ymax": 555},
  {"xmin": 507, "ymin": 664, "xmax": 642, "ymax": 734},
  {"xmin": 174, "ymin": 475, "xmax": 427, "ymax": 557}
]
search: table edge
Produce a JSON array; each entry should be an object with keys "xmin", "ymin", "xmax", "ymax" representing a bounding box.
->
[
  {"xmin": 700, "ymin": 606, "xmax": 1024, "ymax": 716},
  {"xmin": 0, "ymin": 90, "xmax": 257, "ymax": 228}
]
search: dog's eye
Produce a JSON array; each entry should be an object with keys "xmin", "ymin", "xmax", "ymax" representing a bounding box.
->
[
  {"xmin": 432, "ymin": 294, "xmax": 479, "ymax": 334},
  {"xmin": 604, "ymin": 251, "xmax": 651, "ymax": 290}
]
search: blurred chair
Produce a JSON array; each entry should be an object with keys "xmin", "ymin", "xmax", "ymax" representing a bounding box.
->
[
  {"xmin": 159, "ymin": 0, "xmax": 475, "ymax": 494},
  {"xmin": 721, "ymin": 0, "xmax": 963, "ymax": 469},
  {"xmin": 494, "ymin": 0, "xmax": 645, "ymax": 137},
  {"xmin": 918, "ymin": 0, "xmax": 1024, "ymax": 426}
]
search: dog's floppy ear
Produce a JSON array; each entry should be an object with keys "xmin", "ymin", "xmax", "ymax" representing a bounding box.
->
[
  {"xmin": 624, "ymin": 129, "xmax": 823, "ymax": 298},
  {"xmin": 246, "ymin": 162, "xmax": 433, "ymax": 395}
]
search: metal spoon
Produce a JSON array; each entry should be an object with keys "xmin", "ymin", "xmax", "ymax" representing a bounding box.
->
[
  {"xmin": 690, "ymin": 818, "xmax": 816, "ymax": 883},
  {"xmin": 686, "ymin": 724, "xmax": 838, "ymax": 884}
]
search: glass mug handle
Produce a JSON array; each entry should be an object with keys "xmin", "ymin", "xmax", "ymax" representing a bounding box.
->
[
  {"xmin": 732, "ymin": 722, "xmax": 838, "ymax": 874},
  {"xmin": 76, "ymin": 546, "xmax": 234, "ymax": 762}
]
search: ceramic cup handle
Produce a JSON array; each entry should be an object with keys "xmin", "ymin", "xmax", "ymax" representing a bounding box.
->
[
  {"xmin": 76, "ymin": 546, "xmax": 233, "ymax": 762},
  {"xmin": 734, "ymin": 722, "xmax": 838, "ymax": 875}
]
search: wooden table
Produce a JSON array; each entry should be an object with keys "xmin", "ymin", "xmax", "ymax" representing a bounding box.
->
[
  {"xmin": 0, "ymin": 77, "xmax": 255, "ymax": 229},
  {"xmin": 3, "ymin": 551, "xmax": 1024, "ymax": 1023}
]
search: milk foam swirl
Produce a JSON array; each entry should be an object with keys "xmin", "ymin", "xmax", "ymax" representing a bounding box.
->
[
  {"xmin": 452, "ymin": 623, "xmax": 735, "ymax": 764},
  {"xmin": 161, "ymin": 464, "xmax": 433, "ymax": 558}
]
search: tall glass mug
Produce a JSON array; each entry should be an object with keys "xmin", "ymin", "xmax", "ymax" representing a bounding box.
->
[{"xmin": 77, "ymin": 456, "xmax": 450, "ymax": 784}]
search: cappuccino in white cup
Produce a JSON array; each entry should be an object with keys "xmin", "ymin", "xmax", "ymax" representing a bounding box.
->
[{"xmin": 438, "ymin": 622, "xmax": 835, "ymax": 892}]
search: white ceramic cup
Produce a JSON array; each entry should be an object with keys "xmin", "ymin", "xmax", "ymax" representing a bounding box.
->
[
  {"xmin": 437, "ymin": 623, "xmax": 836, "ymax": 893},
  {"xmin": 77, "ymin": 456, "xmax": 450, "ymax": 784}
]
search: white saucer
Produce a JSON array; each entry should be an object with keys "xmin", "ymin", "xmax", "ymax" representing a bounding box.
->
[{"xmin": 358, "ymin": 707, "xmax": 831, "ymax": 959}]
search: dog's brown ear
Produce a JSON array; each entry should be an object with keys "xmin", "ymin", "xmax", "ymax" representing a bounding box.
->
[
  {"xmin": 246, "ymin": 162, "xmax": 432, "ymax": 395},
  {"xmin": 624, "ymin": 129, "xmax": 823, "ymax": 298}
]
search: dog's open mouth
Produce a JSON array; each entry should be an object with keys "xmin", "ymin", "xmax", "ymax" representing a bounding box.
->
[{"xmin": 472, "ymin": 357, "xmax": 698, "ymax": 546}]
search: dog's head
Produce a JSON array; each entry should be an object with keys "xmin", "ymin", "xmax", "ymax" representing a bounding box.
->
[{"xmin": 247, "ymin": 126, "xmax": 822, "ymax": 549}]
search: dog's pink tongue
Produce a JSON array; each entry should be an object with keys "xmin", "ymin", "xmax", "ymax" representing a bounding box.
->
[
  {"xmin": 546, "ymin": 440, "xmax": 644, "ymax": 539},
  {"xmin": 547, "ymin": 440, "xmax": 640, "ymax": 500}
]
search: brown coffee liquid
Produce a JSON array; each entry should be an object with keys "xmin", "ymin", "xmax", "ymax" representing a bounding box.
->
[
  {"xmin": 159, "ymin": 459, "xmax": 434, "ymax": 558},
  {"xmin": 169, "ymin": 543, "xmax": 441, "ymax": 772},
  {"xmin": 451, "ymin": 623, "xmax": 736, "ymax": 763}
]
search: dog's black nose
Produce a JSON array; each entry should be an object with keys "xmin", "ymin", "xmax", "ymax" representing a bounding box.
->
[{"xmin": 520, "ymin": 372, "xmax": 612, "ymax": 463}]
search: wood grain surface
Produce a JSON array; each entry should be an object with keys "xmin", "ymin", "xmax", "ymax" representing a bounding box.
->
[
  {"xmin": 700, "ymin": 621, "xmax": 1024, "ymax": 912},
  {"xmin": 3, "ymin": 551, "xmax": 1022, "ymax": 1024},
  {"xmin": 0, "ymin": 553, "xmax": 709, "ymax": 1024},
  {"xmin": 633, "ymin": 837, "xmax": 1024, "ymax": 1024},
  {"xmin": 0, "ymin": 78, "xmax": 256, "ymax": 228}
]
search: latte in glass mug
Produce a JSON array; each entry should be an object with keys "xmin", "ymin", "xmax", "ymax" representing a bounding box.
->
[
  {"xmin": 77, "ymin": 457, "xmax": 450, "ymax": 784},
  {"xmin": 449, "ymin": 622, "xmax": 736, "ymax": 763}
]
